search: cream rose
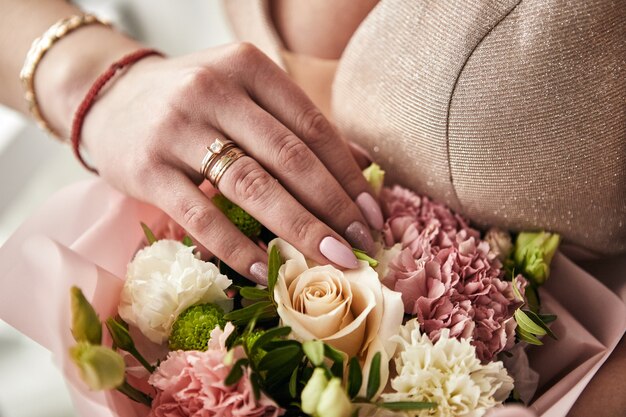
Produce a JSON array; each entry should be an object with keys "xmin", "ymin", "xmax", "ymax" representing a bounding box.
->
[
  {"xmin": 119, "ymin": 240, "xmax": 232, "ymax": 344},
  {"xmin": 270, "ymin": 239, "xmax": 404, "ymax": 398}
]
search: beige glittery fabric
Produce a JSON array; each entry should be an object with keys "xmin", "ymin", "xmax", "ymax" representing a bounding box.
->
[{"xmin": 224, "ymin": 0, "xmax": 626, "ymax": 256}]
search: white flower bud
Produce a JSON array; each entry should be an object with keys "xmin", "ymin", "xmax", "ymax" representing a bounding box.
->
[
  {"xmin": 485, "ymin": 228, "xmax": 513, "ymax": 262},
  {"xmin": 70, "ymin": 343, "xmax": 125, "ymax": 390},
  {"xmin": 301, "ymin": 368, "xmax": 328, "ymax": 415},
  {"xmin": 317, "ymin": 378, "xmax": 352, "ymax": 417}
]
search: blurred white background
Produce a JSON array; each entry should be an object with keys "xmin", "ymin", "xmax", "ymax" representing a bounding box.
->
[{"xmin": 0, "ymin": 1, "xmax": 234, "ymax": 416}]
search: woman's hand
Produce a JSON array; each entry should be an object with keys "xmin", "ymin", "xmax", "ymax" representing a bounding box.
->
[{"xmin": 81, "ymin": 43, "xmax": 383, "ymax": 283}]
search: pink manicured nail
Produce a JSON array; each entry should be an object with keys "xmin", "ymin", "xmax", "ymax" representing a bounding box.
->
[
  {"xmin": 319, "ymin": 236, "xmax": 359, "ymax": 269},
  {"xmin": 249, "ymin": 262, "xmax": 268, "ymax": 285},
  {"xmin": 356, "ymin": 192, "xmax": 384, "ymax": 230},
  {"xmin": 345, "ymin": 221, "xmax": 375, "ymax": 254}
]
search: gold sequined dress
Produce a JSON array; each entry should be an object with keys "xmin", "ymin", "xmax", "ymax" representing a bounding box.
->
[{"xmin": 224, "ymin": 0, "xmax": 626, "ymax": 259}]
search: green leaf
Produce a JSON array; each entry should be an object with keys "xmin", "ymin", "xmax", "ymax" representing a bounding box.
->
[
  {"xmin": 225, "ymin": 358, "xmax": 248, "ymax": 386},
  {"xmin": 258, "ymin": 345, "xmax": 302, "ymax": 371},
  {"xmin": 223, "ymin": 301, "xmax": 276, "ymax": 325},
  {"xmin": 324, "ymin": 344, "xmax": 345, "ymax": 377},
  {"xmin": 182, "ymin": 236, "xmax": 194, "ymax": 247},
  {"xmin": 289, "ymin": 367, "xmax": 298, "ymax": 398},
  {"xmin": 538, "ymin": 313, "xmax": 558, "ymax": 324},
  {"xmin": 240, "ymin": 287, "xmax": 270, "ymax": 301},
  {"xmin": 514, "ymin": 309, "xmax": 546, "ymax": 336},
  {"xmin": 251, "ymin": 326, "xmax": 292, "ymax": 352},
  {"xmin": 525, "ymin": 285, "xmax": 541, "ymax": 313},
  {"xmin": 323, "ymin": 343, "xmax": 344, "ymax": 363},
  {"xmin": 378, "ymin": 401, "xmax": 436, "ymax": 411},
  {"xmin": 267, "ymin": 245, "xmax": 281, "ymax": 296},
  {"xmin": 516, "ymin": 327, "xmax": 543, "ymax": 345},
  {"xmin": 522, "ymin": 309, "xmax": 557, "ymax": 340},
  {"xmin": 116, "ymin": 380, "xmax": 152, "ymax": 406},
  {"xmin": 511, "ymin": 276, "xmax": 524, "ymax": 302},
  {"xmin": 366, "ymin": 351, "xmax": 382, "ymax": 400},
  {"xmin": 225, "ymin": 323, "xmax": 242, "ymax": 350},
  {"xmin": 347, "ymin": 357, "xmax": 363, "ymax": 399},
  {"xmin": 353, "ymin": 249, "xmax": 379, "ymax": 268},
  {"xmin": 264, "ymin": 350, "xmax": 304, "ymax": 388},
  {"xmin": 303, "ymin": 340, "xmax": 325, "ymax": 367},
  {"xmin": 140, "ymin": 222, "xmax": 157, "ymax": 245},
  {"xmin": 263, "ymin": 339, "xmax": 302, "ymax": 350},
  {"xmin": 250, "ymin": 372, "xmax": 261, "ymax": 401}
]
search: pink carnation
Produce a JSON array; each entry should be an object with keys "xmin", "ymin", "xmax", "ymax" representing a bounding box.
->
[
  {"xmin": 380, "ymin": 186, "xmax": 479, "ymax": 248},
  {"xmin": 380, "ymin": 186, "xmax": 523, "ymax": 362},
  {"xmin": 148, "ymin": 323, "xmax": 284, "ymax": 417}
]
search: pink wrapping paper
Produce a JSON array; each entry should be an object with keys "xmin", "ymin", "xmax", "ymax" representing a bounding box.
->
[{"xmin": 0, "ymin": 179, "xmax": 624, "ymax": 417}]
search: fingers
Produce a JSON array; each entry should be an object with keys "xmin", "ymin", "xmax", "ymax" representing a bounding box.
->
[
  {"xmin": 232, "ymin": 47, "xmax": 383, "ymax": 230},
  {"xmin": 348, "ymin": 141, "xmax": 374, "ymax": 169},
  {"xmin": 214, "ymin": 102, "xmax": 375, "ymax": 253},
  {"xmin": 156, "ymin": 169, "xmax": 270, "ymax": 284},
  {"xmin": 215, "ymin": 155, "xmax": 359, "ymax": 269}
]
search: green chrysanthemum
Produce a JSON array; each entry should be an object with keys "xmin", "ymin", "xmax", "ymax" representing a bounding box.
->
[
  {"xmin": 169, "ymin": 303, "xmax": 226, "ymax": 351},
  {"xmin": 212, "ymin": 194, "xmax": 262, "ymax": 238}
]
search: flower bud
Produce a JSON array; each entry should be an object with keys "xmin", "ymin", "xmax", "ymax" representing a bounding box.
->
[
  {"xmin": 362, "ymin": 163, "xmax": 385, "ymax": 196},
  {"xmin": 514, "ymin": 232, "xmax": 560, "ymax": 284},
  {"xmin": 316, "ymin": 378, "xmax": 352, "ymax": 417},
  {"xmin": 485, "ymin": 228, "xmax": 513, "ymax": 262},
  {"xmin": 69, "ymin": 342, "xmax": 125, "ymax": 390},
  {"xmin": 301, "ymin": 368, "xmax": 329, "ymax": 415},
  {"xmin": 106, "ymin": 318, "xmax": 134, "ymax": 352},
  {"xmin": 70, "ymin": 286, "xmax": 102, "ymax": 345}
]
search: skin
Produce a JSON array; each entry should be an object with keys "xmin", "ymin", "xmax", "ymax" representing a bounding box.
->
[
  {"xmin": 271, "ymin": 6, "xmax": 626, "ymax": 417},
  {"xmin": 0, "ymin": 0, "xmax": 379, "ymax": 282},
  {"xmin": 0, "ymin": 1, "xmax": 623, "ymax": 415}
]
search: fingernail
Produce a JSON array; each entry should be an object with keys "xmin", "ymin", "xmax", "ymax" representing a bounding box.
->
[
  {"xmin": 356, "ymin": 192, "xmax": 384, "ymax": 231},
  {"xmin": 249, "ymin": 262, "xmax": 269, "ymax": 285},
  {"xmin": 345, "ymin": 221, "xmax": 375, "ymax": 254},
  {"xmin": 319, "ymin": 236, "xmax": 359, "ymax": 269}
]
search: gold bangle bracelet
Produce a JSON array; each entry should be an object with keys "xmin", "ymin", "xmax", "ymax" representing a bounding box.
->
[{"xmin": 19, "ymin": 14, "xmax": 110, "ymax": 141}]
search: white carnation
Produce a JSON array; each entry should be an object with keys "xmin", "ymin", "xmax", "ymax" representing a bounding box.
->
[
  {"xmin": 381, "ymin": 319, "xmax": 514, "ymax": 417},
  {"xmin": 119, "ymin": 240, "xmax": 232, "ymax": 344}
]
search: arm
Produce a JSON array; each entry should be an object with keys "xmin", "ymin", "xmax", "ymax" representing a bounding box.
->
[
  {"xmin": 0, "ymin": 0, "xmax": 383, "ymax": 282},
  {"xmin": 0, "ymin": 0, "xmax": 141, "ymax": 134}
]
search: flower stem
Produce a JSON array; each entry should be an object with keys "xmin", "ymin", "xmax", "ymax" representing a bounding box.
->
[
  {"xmin": 129, "ymin": 347, "xmax": 156, "ymax": 373},
  {"xmin": 116, "ymin": 380, "xmax": 152, "ymax": 406}
]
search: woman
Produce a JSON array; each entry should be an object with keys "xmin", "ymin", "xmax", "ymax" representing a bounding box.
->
[{"xmin": 0, "ymin": 0, "xmax": 624, "ymax": 415}]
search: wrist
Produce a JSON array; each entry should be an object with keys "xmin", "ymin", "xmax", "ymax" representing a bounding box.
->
[{"xmin": 35, "ymin": 24, "xmax": 144, "ymax": 138}]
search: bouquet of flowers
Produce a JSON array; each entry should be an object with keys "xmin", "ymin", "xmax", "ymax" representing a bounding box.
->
[{"xmin": 65, "ymin": 164, "xmax": 564, "ymax": 417}]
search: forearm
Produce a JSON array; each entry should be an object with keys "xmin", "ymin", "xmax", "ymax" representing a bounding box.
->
[{"xmin": 0, "ymin": 0, "xmax": 143, "ymax": 137}]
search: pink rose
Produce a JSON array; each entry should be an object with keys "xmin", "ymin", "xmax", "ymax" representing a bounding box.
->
[{"xmin": 148, "ymin": 323, "xmax": 284, "ymax": 417}]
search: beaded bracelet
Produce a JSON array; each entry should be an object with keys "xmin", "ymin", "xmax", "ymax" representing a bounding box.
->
[
  {"xmin": 20, "ymin": 14, "xmax": 110, "ymax": 140},
  {"xmin": 70, "ymin": 48, "xmax": 164, "ymax": 173}
]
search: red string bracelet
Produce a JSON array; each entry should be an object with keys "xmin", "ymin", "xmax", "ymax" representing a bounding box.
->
[{"xmin": 70, "ymin": 48, "xmax": 163, "ymax": 173}]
